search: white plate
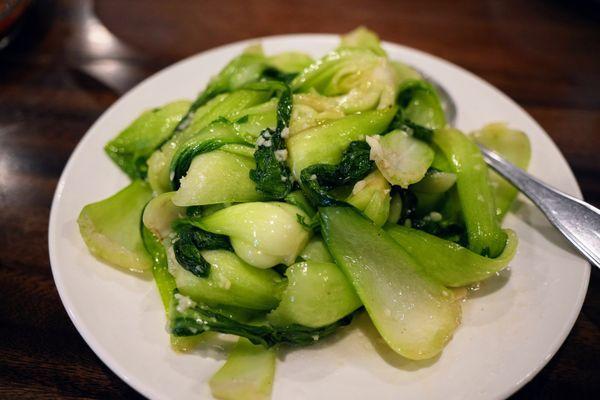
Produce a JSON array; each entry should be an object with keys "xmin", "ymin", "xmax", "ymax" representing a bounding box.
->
[{"xmin": 49, "ymin": 34, "xmax": 590, "ymax": 400}]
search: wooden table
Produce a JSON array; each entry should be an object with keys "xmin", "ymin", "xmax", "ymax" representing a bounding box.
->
[{"xmin": 1, "ymin": 0, "xmax": 598, "ymax": 398}]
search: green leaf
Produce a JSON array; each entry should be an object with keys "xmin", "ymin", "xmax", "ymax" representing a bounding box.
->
[
  {"xmin": 250, "ymin": 84, "xmax": 293, "ymax": 199},
  {"xmin": 171, "ymin": 222, "xmax": 233, "ymax": 278},
  {"xmin": 284, "ymin": 190, "xmax": 317, "ymax": 217},
  {"xmin": 104, "ymin": 101, "xmax": 190, "ymax": 179},
  {"xmin": 300, "ymin": 141, "xmax": 374, "ymax": 207}
]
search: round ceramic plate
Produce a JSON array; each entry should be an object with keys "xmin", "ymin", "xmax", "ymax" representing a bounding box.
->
[{"xmin": 49, "ymin": 34, "xmax": 590, "ymax": 400}]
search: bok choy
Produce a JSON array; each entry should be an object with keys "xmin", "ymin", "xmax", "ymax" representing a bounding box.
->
[{"xmin": 77, "ymin": 27, "xmax": 530, "ymax": 399}]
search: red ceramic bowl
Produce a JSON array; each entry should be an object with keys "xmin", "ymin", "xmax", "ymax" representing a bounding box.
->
[{"xmin": 0, "ymin": 0, "xmax": 31, "ymax": 41}]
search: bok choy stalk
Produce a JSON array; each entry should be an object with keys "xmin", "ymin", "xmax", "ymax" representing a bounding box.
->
[
  {"xmin": 142, "ymin": 192, "xmax": 186, "ymax": 240},
  {"xmin": 410, "ymin": 169, "xmax": 457, "ymax": 194},
  {"xmin": 198, "ymin": 202, "xmax": 311, "ymax": 269},
  {"xmin": 299, "ymin": 236, "xmax": 333, "ymax": 263},
  {"xmin": 144, "ymin": 192, "xmax": 235, "ymax": 279},
  {"xmin": 320, "ymin": 206, "xmax": 461, "ymax": 360},
  {"xmin": 141, "ymin": 196, "xmax": 232, "ymax": 345},
  {"xmin": 209, "ymin": 337, "xmax": 276, "ymax": 400},
  {"xmin": 346, "ymin": 170, "xmax": 391, "ymax": 226},
  {"xmin": 141, "ymin": 226, "xmax": 175, "ymax": 310},
  {"xmin": 142, "ymin": 198, "xmax": 272, "ymax": 314},
  {"xmin": 170, "ymin": 291, "xmax": 353, "ymax": 347},
  {"xmin": 168, "ymin": 248, "xmax": 284, "ymax": 310},
  {"xmin": 284, "ymin": 190, "xmax": 317, "ymax": 217},
  {"xmin": 104, "ymin": 101, "xmax": 190, "ymax": 180},
  {"xmin": 366, "ymin": 129, "xmax": 434, "ymax": 188},
  {"xmin": 471, "ymin": 123, "xmax": 531, "ymax": 220},
  {"xmin": 386, "ymin": 225, "xmax": 518, "ymax": 287},
  {"xmin": 268, "ymin": 260, "xmax": 361, "ymax": 328},
  {"xmin": 78, "ymin": 181, "xmax": 153, "ymax": 272},
  {"xmin": 288, "ymin": 107, "xmax": 396, "ymax": 179},
  {"xmin": 169, "ymin": 119, "xmax": 253, "ymax": 190},
  {"xmin": 166, "ymin": 245, "xmax": 285, "ymax": 310},
  {"xmin": 172, "ymin": 149, "xmax": 264, "ymax": 206},
  {"xmin": 141, "ymin": 226, "xmax": 203, "ymax": 351},
  {"xmin": 386, "ymin": 191, "xmax": 403, "ymax": 224},
  {"xmin": 433, "ymin": 128, "xmax": 507, "ymax": 257}
]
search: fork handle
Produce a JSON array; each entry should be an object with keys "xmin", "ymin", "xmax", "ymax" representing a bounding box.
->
[{"xmin": 480, "ymin": 146, "xmax": 600, "ymax": 268}]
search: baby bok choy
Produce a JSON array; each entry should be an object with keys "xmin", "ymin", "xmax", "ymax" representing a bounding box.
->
[
  {"xmin": 170, "ymin": 291, "xmax": 353, "ymax": 347},
  {"xmin": 287, "ymin": 107, "xmax": 396, "ymax": 179},
  {"xmin": 209, "ymin": 337, "xmax": 276, "ymax": 400},
  {"xmin": 345, "ymin": 170, "xmax": 391, "ymax": 226},
  {"xmin": 197, "ymin": 202, "xmax": 311, "ymax": 269},
  {"xmin": 321, "ymin": 206, "xmax": 461, "ymax": 360},
  {"xmin": 141, "ymin": 226, "xmax": 204, "ymax": 352},
  {"xmin": 167, "ymin": 248, "xmax": 284, "ymax": 311},
  {"xmin": 105, "ymin": 101, "xmax": 190, "ymax": 180},
  {"xmin": 299, "ymin": 140, "xmax": 374, "ymax": 207},
  {"xmin": 78, "ymin": 181, "xmax": 153, "ymax": 272},
  {"xmin": 433, "ymin": 128, "xmax": 507, "ymax": 257},
  {"xmin": 366, "ymin": 129, "xmax": 434, "ymax": 188},
  {"xmin": 268, "ymin": 260, "xmax": 361, "ymax": 328},
  {"xmin": 147, "ymin": 89, "xmax": 273, "ymax": 193}
]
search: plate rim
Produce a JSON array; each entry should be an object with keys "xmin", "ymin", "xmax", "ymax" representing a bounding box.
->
[{"xmin": 48, "ymin": 33, "xmax": 591, "ymax": 400}]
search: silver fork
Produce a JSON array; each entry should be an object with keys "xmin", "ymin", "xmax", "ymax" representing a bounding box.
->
[
  {"xmin": 480, "ymin": 145, "xmax": 600, "ymax": 268},
  {"xmin": 421, "ymin": 71, "xmax": 600, "ymax": 268}
]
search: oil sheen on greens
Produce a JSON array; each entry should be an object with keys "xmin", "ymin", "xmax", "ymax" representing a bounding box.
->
[{"xmin": 77, "ymin": 26, "xmax": 529, "ymax": 400}]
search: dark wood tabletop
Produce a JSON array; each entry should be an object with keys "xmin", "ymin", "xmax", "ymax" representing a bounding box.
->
[{"xmin": 1, "ymin": 0, "xmax": 598, "ymax": 398}]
